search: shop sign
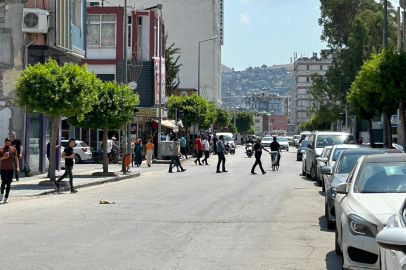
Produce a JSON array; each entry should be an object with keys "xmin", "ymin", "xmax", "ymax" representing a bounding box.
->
[
  {"xmin": 153, "ymin": 57, "xmax": 166, "ymax": 105},
  {"xmin": 137, "ymin": 108, "xmax": 153, "ymax": 116},
  {"xmin": 219, "ymin": 0, "xmax": 224, "ymax": 45}
]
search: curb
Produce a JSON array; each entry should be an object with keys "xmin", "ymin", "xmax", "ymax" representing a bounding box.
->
[{"xmin": 14, "ymin": 172, "xmax": 141, "ymax": 197}]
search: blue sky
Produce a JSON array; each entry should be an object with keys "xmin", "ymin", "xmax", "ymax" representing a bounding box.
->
[{"xmin": 222, "ymin": 0, "xmax": 399, "ymax": 71}]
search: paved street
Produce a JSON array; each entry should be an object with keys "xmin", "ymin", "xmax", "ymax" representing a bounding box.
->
[{"xmin": 0, "ymin": 148, "xmax": 341, "ymax": 270}]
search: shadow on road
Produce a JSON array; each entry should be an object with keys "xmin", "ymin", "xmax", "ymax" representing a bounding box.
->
[
  {"xmin": 318, "ymin": 215, "xmax": 334, "ymax": 232},
  {"xmin": 325, "ymin": 250, "xmax": 342, "ymax": 270}
]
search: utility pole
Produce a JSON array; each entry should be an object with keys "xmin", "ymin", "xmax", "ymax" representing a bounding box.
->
[
  {"xmin": 123, "ymin": 0, "xmax": 129, "ymax": 153},
  {"xmin": 382, "ymin": 0, "xmax": 389, "ymax": 148}
]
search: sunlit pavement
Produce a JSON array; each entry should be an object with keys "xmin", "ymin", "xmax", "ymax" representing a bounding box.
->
[{"xmin": 0, "ymin": 146, "xmax": 341, "ymax": 269}]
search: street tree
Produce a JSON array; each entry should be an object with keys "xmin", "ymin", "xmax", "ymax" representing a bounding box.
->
[
  {"xmin": 214, "ymin": 107, "xmax": 229, "ymax": 130},
  {"xmin": 15, "ymin": 60, "xmax": 100, "ymax": 181},
  {"xmin": 227, "ymin": 123, "xmax": 237, "ymax": 134},
  {"xmin": 68, "ymin": 81, "xmax": 139, "ymax": 173},
  {"xmin": 232, "ymin": 111, "xmax": 254, "ymax": 134},
  {"xmin": 165, "ymin": 35, "xmax": 182, "ymax": 96},
  {"xmin": 166, "ymin": 94, "xmax": 212, "ymax": 143},
  {"xmin": 199, "ymin": 102, "xmax": 218, "ymax": 131},
  {"xmin": 377, "ymin": 48, "xmax": 406, "ymax": 148}
]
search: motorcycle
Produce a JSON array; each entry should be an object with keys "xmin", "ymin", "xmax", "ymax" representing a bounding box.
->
[
  {"xmin": 227, "ymin": 142, "xmax": 236, "ymax": 155},
  {"xmin": 246, "ymin": 143, "xmax": 253, "ymax": 157}
]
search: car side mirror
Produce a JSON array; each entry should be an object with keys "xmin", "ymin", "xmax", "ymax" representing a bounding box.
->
[
  {"xmin": 307, "ymin": 143, "xmax": 313, "ymax": 149},
  {"xmin": 376, "ymin": 228, "xmax": 406, "ymax": 253},
  {"xmin": 321, "ymin": 166, "xmax": 332, "ymax": 175},
  {"xmin": 336, "ymin": 182, "xmax": 348, "ymax": 194},
  {"xmin": 320, "ymin": 158, "xmax": 327, "ymax": 163},
  {"xmin": 316, "ymin": 157, "xmax": 321, "ymax": 161}
]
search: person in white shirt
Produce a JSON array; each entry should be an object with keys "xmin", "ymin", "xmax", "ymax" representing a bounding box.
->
[{"xmin": 201, "ymin": 135, "xmax": 211, "ymax": 165}]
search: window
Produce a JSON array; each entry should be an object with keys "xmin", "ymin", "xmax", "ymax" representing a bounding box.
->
[
  {"xmin": 87, "ymin": 14, "xmax": 116, "ymax": 46},
  {"xmin": 255, "ymin": 119, "xmax": 260, "ymax": 123},
  {"xmin": 279, "ymin": 119, "xmax": 284, "ymax": 123},
  {"xmin": 270, "ymin": 119, "xmax": 274, "ymax": 123},
  {"xmin": 306, "ymin": 65, "xmax": 309, "ymax": 70},
  {"xmin": 255, "ymin": 127, "xmax": 260, "ymax": 131},
  {"xmin": 306, "ymin": 77, "xmax": 310, "ymax": 82},
  {"xmin": 279, "ymin": 127, "xmax": 283, "ymax": 130},
  {"xmin": 72, "ymin": 0, "xmax": 82, "ymax": 28},
  {"xmin": 128, "ymin": 16, "xmax": 132, "ymax": 47},
  {"xmin": 320, "ymin": 65, "xmax": 323, "ymax": 70}
]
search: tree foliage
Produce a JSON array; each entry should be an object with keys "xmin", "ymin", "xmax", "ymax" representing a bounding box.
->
[
  {"xmin": 311, "ymin": 0, "xmax": 397, "ymax": 128},
  {"xmin": 166, "ymin": 94, "xmax": 216, "ymax": 129},
  {"xmin": 214, "ymin": 107, "xmax": 229, "ymax": 128},
  {"xmin": 165, "ymin": 35, "xmax": 182, "ymax": 97},
  {"xmin": 231, "ymin": 111, "xmax": 254, "ymax": 134},
  {"xmin": 15, "ymin": 60, "xmax": 100, "ymax": 181}
]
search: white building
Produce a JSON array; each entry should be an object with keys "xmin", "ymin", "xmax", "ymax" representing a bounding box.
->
[
  {"xmin": 87, "ymin": 0, "xmax": 223, "ymax": 105},
  {"xmin": 290, "ymin": 52, "xmax": 333, "ymax": 133}
]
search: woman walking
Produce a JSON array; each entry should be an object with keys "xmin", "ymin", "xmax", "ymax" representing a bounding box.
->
[
  {"xmin": 134, "ymin": 139, "xmax": 143, "ymax": 167},
  {"xmin": 145, "ymin": 138, "xmax": 154, "ymax": 167}
]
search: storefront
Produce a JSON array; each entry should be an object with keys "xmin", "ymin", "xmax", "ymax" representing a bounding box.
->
[{"xmin": 24, "ymin": 113, "xmax": 61, "ymax": 175}]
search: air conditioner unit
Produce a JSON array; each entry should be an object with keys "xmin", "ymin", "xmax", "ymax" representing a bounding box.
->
[{"xmin": 22, "ymin": 8, "xmax": 50, "ymax": 33}]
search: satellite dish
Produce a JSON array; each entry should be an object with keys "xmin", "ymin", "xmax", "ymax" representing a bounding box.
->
[
  {"xmin": 129, "ymin": 81, "xmax": 137, "ymax": 90},
  {"xmin": 400, "ymin": 0, "xmax": 405, "ymax": 9}
]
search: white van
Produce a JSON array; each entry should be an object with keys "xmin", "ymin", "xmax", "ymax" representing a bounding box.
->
[{"xmin": 216, "ymin": 132, "xmax": 234, "ymax": 147}]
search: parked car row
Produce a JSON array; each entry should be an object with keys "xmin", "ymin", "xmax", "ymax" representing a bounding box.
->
[{"xmin": 297, "ymin": 130, "xmax": 406, "ymax": 269}]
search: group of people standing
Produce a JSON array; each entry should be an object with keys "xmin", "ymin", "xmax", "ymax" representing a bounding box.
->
[{"xmin": 191, "ymin": 134, "xmax": 228, "ymax": 173}]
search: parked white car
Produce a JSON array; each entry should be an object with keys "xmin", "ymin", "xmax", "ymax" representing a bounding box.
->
[
  {"xmin": 61, "ymin": 140, "xmax": 92, "ymax": 163},
  {"xmin": 377, "ymin": 197, "xmax": 406, "ymax": 269},
  {"xmin": 335, "ymin": 154, "xmax": 406, "ymax": 270}
]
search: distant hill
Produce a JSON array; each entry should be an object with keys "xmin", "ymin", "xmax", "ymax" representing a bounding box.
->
[
  {"xmin": 221, "ymin": 64, "xmax": 233, "ymax": 73},
  {"xmin": 266, "ymin": 64, "xmax": 293, "ymax": 70}
]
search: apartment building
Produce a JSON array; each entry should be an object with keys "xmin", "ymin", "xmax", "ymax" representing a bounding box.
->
[
  {"xmin": 244, "ymin": 91, "xmax": 284, "ymax": 115},
  {"xmin": 89, "ymin": 0, "xmax": 223, "ymax": 104},
  {"xmin": 290, "ymin": 52, "xmax": 333, "ymax": 133},
  {"xmin": 0, "ymin": 0, "xmax": 86, "ymax": 174}
]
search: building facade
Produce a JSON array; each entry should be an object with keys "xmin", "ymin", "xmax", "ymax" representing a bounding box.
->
[
  {"xmin": 90, "ymin": 0, "xmax": 223, "ymax": 104},
  {"xmin": 268, "ymin": 115, "xmax": 287, "ymax": 135},
  {"xmin": 0, "ymin": 0, "xmax": 86, "ymax": 174},
  {"xmin": 244, "ymin": 91, "xmax": 284, "ymax": 115},
  {"xmin": 290, "ymin": 52, "xmax": 333, "ymax": 133}
]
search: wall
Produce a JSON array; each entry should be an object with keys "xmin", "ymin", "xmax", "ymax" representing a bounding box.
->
[
  {"xmin": 98, "ymin": 0, "xmax": 222, "ymax": 104},
  {"xmin": 0, "ymin": 1, "xmax": 25, "ymax": 141},
  {"xmin": 268, "ymin": 115, "xmax": 287, "ymax": 131}
]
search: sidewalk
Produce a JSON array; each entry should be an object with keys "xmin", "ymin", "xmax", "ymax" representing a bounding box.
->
[{"xmin": 10, "ymin": 162, "xmax": 141, "ymax": 197}]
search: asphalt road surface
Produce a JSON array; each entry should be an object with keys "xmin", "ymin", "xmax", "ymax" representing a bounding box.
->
[{"xmin": 0, "ymin": 147, "xmax": 341, "ymax": 270}]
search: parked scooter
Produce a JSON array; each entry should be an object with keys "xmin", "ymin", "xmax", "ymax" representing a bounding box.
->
[{"xmin": 246, "ymin": 143, "xmax": 253, "ymax": 157}]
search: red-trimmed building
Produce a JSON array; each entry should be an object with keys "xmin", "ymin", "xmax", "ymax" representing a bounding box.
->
[
  {"xmin": 67, "ymin": 6, "xmax": 167, "ymax": 146},
  {"xmin": 268, "ymin": 115, "xmax": 287, "ymax": 135}
]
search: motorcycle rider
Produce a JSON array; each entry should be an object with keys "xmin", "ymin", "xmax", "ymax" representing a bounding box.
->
[{"xmin": 246, "ymin": 136, "xmax": 254, "ymax": 145}]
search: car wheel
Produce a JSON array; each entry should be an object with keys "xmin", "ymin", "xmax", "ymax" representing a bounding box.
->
[
  {"xmin": 302, "ymin": 164, "xmax": 306, "ymax": 176},
  {"xmin": 286, "ymin": 147, "xmax": 289, "ymax": 152},
  {"xmin": 326, "ymin": 204, "xmax": 335, "ymax": 230},
  {"xmin": 74, "ymin": 154, "xmax": 81, "ymax": 164},
  {"xmin": 310, "ymin": 164, "xmax": 317, "ymax": 180},
  {"xmin": 297, "ymin": 155, "xmax": 301, "ymax": 161},
  {"xmin": 335, "ymin": 227, "xmax": 342, "ymax": 255}
]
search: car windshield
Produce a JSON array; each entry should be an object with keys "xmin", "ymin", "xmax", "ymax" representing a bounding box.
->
[
  {"xmin": 355, "ymin": 162, "xmax": 406, "ymax": 193},
  {"xmin": 262, "ymin": 138, "xmax": 273, "ymax": 142},
  {"xmin": 294, "ymin": 135, "xmax": 300, "ymax": 140},
  {"xmin": 316, "ymin": 135, "xmax": 354, "ymax": 148},
  {"xmin": 322, "ymin": 148, "xmax": 332, "ymax": 158},
  {"xmin": 80, "ymin": 142, "xmax": 89, "ymax": 147},
  {"xmin": 337, "ymin": 153, "xmax": 363, "ymax": 174},
  {"xmin": 277, "ymin": 137, "xmax": 287, "ymax": 141},
  {"xmin": 332, "ymin": 148, "xmax": 345, "ymax": 161},
  {"xmin": 222, "ymin": 135, "xmax": 232, "ymax": 141}
]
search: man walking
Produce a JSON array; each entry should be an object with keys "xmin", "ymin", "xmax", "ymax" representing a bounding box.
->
[
  {"xmin": 0, "ymin": 138, "xmax": 19, "ymax": 203},
  {"xmin": 145, "ymin": 138, "xmax": 154, "ymax": 167},
  {"xmin": 55, "ymin": 138, "xmax": 78, "ymax": 193},
  {"xmin": 10, "ymin": 131, "xmax": 23, "ymax": 181},
  {"xmin": 216, "ymin": 135, "xmax": 228, "ymax": 173},
  {"xmin": 201, "ymin": 135, "xmax": 210, "ymax": 165},
  {"xmin": 180, "ymin": 133, "xmax": 188, "ymax": 159},
  {"xmin": 169, "ymin": 138, "xmax": 186, "ymax": 173},
  {"xmin": 251, "ymin": 138, "xmax": 269, "ymax": 175},
  {"xmin": 194, "ymin": 135, "xmax": 203, "ymax": 165}
]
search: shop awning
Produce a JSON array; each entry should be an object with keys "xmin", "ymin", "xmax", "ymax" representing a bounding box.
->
[{"xmin": 152, "ymin": 119, "xmax": 177, "ymax": 129}]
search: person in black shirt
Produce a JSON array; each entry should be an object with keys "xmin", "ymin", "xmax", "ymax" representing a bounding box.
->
[
  {"xmin": 55, "ymin": 138, "xmax": 77, "ymax": 193},
  {"xmin": 10, "ymin": 131, "xmax": 23, "ymax": 181},
  {"xmin": 251, "ymin": 138, "xmax": 270, "ymax": 175},
  {"xmin": 270, "ymin": 137, "xmax": 281, "ymax": 152},
  {"xmin": 246, "ymin": 136, "xmax": 254, "ymax": 145}
]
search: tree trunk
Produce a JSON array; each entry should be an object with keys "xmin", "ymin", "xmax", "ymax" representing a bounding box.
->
[
  {"xmin": 383, "ymin": 112, "xmax": 388, "ymax": 148},
  {"xmin": 49, "ymin": 114, "xmax": 61, "ymax": 182},
  {"xmin": 103, "ymin": 126, "xmax": 109, "ymax": 173},
  {"xmin": 367, "ymin": 119, "xmax": 374, "ymax": 148},
  {"xmin": 399, "ymin": 103, "xmax": 406, "ymax": 149},
  {"xmin": 385, "ymin": 111, "xmax": 392, "ymax": 147}
]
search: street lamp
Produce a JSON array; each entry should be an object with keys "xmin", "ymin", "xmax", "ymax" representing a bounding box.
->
[{"xmin": 198, "ymin": 36, "xmax": 218, "ymax": 96}]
